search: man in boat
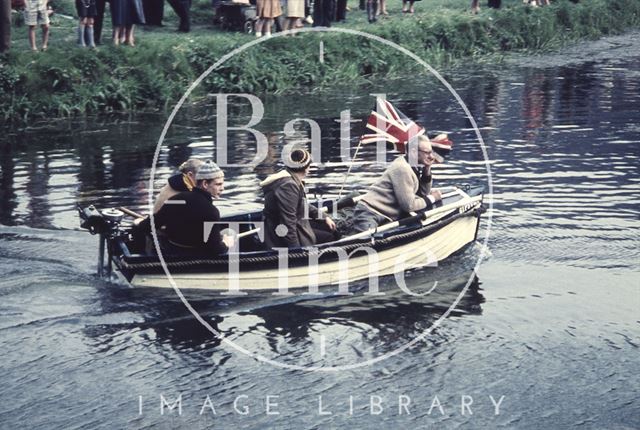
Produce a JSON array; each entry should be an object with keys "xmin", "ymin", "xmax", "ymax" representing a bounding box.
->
[
  {"xmin": 142, "ymin": 160, "xmax": 233, "ymax": 255},
  {"xmin": 152, "ymin": 158, "xmax": 203, "ymax": 213},
  {"xmin": 350, "ymin": 134, "xmax": 443, "ymax": 233},
  {"xmin": 261, "ymin": 148, "xmax": 338, "ymax": 248}
]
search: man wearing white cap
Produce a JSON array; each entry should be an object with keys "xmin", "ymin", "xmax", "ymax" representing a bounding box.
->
[
  {"xmin": 350, "ymin": 135, "xmax": 443, "ymax": 233},
  {"xmin": 150, "ymin": 160, "xmax": 233, "ymax": 255}
]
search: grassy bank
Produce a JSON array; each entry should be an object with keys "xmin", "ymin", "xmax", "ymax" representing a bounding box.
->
[{"xmin": 1, "ymin": 0, "xmax": 639, "ymax": 123}]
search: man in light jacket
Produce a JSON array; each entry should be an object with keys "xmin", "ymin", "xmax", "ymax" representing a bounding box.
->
[{"xmin": 350, "ymin": 135, "xmax": 443, "ymax": 233}]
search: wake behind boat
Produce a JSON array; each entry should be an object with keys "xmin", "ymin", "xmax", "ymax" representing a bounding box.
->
[{"xmin": 78, "ymin": 186, "xmax": 485, "ymax": 293}]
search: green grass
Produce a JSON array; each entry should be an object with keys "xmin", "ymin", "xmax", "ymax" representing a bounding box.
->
[{"xmin": 1, "ymin": 0, "xmax": 639, "ymax": 123}]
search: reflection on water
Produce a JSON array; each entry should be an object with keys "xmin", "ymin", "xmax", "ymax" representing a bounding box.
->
[
  {"xmin": 83, "ymin": 257, "xmax": 484, "ymax": 367},
  {"xmin": 236, "ymin": 271, "xmax": 484, "ymax": 368}
]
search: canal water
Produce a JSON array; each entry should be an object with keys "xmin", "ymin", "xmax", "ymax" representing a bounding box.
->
[{"xmin": 0, "ymin": 33, "xmax": 638, "ymax": 428}]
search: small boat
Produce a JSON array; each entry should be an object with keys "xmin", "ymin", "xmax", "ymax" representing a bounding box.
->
[{"xmin": 78, "ymin": 186, "xmax": 485, "ymax": 293}]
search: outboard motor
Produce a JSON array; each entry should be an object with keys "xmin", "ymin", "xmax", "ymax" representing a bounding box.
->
[
  {"xmin": 101, "ymin": 208, "xmax": 125, "ymax": 231},
  {"xmin": 78, "ymin": 205, "xmax": 124, "ymax": 236},
  {"xmin": 79, "ymin": 205, "xmax": 106, "ymax": 234},
  {"xmin": 78, "ymin": 205, "xmax": 125, "ymax": 277}
]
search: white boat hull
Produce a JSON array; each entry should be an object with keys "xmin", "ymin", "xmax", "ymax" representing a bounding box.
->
[{"xmin": 129, "ymin": 213, "xmax": 480, "ymax": 292}]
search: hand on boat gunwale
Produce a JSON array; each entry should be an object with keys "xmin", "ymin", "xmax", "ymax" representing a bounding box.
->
[
  {"xmin": 222, "ymin": 234, "xmax": 235, "ymax": 249},
  {"xmin": 325, "ymin": 217, "xmax": 337, "ymax": 231},
  {"xmin": 430, "ymin": 189, "xmax": 443, "ymax": 202}
]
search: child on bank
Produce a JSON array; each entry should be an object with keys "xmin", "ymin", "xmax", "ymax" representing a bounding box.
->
[
  {"xmin": 24, "ymin": 0, "xmax": 49, "ymax": 51},
  {"xmin": 76, "ymin": 0, "xmax": 97, "ymax": 48}
]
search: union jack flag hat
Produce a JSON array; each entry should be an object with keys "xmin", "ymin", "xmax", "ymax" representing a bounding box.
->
[
  {"xmin": 429, "ymin": 133, "xmax": 453, "ymax": 163},
  {"xmin": 360, "ymin": 98, "xmax": 453, "ymax": 162}
]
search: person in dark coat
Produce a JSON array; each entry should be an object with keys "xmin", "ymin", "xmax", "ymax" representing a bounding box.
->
[
  {"xmin": 366, "ymin": 0, "xmax": 377, "ymax": 22},
  {"xmin": 335, "ymin": 0, "xmax": 347, "ymax": 22},
  {"xmin": 167, "ymin": 0, "xmax": 190, "ymax": 31},
  {"xmin": 143, "ymin": 160, "xmax": 233, "ymax": 255},
  {"xmin": 0, "ymin": 0, "xmax": 11, "ymax": 53},
  {"xmin": 93, "ymin": 0, "xmax": 107, "ymax": 44},
  {"xmin": 111, "ymin": 0, "xmax": 145, "ymax": 45},
  {"xmin": 142, "ymin": 0, "xmax": 163, "ymax": 25},
  {"xmin": 312, "ymin": 0, "xmax": 333, "ymax": 27},
  {"xmin": 261, "ymin": 148, "xmax": 337, "ymax": 249}
]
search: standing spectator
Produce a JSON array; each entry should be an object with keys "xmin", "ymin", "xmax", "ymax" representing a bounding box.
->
[
  {"xmin": 93, "ymin": 0, "xmax": 107, "ymax": 44},
  {"xmin": 312, "ymin": 0, "xmax": 333, "ymax": 27},
  {"xmin": 365, "ymin": 0, "xmax": 377, "ymax": 22},
  {"xmin": 24, "ymin": 0, "xmax": 49, "ymax": 51},
  {"xmin": 142, "ymin": 0, "xmax": 162, "ymax": 25},
  {"xmin": 167, "ymin": 0, "xmax": 190, "ymax": 32},
  {"xmin": 255, "ymin": 0, "xmax": 281, "ymax": 37},
  {"xmin": 111, "ymin": 0, "xmax": 144, "ymax": 45},
  {"xmin": 283, "ymin": 0, "xmax": 303, "ymax": 30},
  {"xmin": 304, "ymin": 0, "xmax": 312, "ymax": 23},
  {"xmin": 111, "ymin": 0, "xmax": 125, "ymax": 45},
  {"xmin": 76, "ymin": 0, "xmax": 97, "ymax": 47},
  {"xmin": 0, "ymin": 0, "xmax": 11, "ymax": 53},
  {"xmin": 375, "ymin": 0, "xmax": 386, "ymax": 16},
  {"xmin": 126, "ymin": 0, "xmax": 145, "ymax": 44},
  {"xmin": 402, "ymin": 0, "xmax": 418, "ymax": 13},
  {"xmin": 335, "ymin": 0, "xmax": 347, "ymax": 22}
]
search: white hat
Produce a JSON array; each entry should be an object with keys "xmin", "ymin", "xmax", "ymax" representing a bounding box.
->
[
  {"xmin": 195, "ymin": 160, "xmax": 224, "ymax": 180},
  {"xmin": 284, "ymin": 148, "xmax": 312, "ymax": 171}
]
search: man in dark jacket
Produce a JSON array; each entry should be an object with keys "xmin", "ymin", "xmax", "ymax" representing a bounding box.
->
[
  {"xmin": 149, "ymin": 160, "xmax": 233, "ymax": 255},
  {"xmin": 261, "ymin": 148, "xmax": 337, "ymax": 248}
]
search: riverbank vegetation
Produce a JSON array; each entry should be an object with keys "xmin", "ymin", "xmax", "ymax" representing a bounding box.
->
[{"xmin": 1, "ymin": 0, "xmax": 639, "ymax": 123}]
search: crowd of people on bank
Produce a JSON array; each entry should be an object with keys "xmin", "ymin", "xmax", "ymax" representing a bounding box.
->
[
  {"xmin": 253, "ymin": 0, "xmax": 554, "ymax": 33},
  {"xmin": 0, "ymin": 0, "xmax": 555, "ymax": 53},
  {"xmin": 0, "ymin": 0, "xmax": 192, "ymax": 51}
]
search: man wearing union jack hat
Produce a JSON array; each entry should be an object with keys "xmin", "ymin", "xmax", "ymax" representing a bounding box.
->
[{"xmin": 350, "ymin": 99, "xmax": 452, "ymax": 233}]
